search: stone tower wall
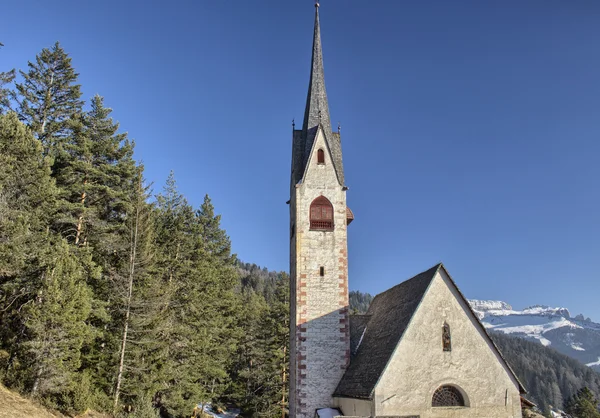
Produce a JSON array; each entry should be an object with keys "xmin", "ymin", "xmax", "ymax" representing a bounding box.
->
[{"xmin": 290, "ymin": 128, "xmax": 350, "ymax": 418}]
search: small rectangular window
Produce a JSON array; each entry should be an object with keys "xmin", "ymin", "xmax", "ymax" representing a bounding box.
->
[{"xmin": 320, "ymin": 266, "xmax": 325, "ymax": 277}]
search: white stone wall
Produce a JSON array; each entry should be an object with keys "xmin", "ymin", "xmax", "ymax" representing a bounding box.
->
[
  {"xmin": 290, "ymin": 127, "xmax": 350, "ymax": 418},
  {"xmin": 373, "ymin": 269, "xmax": 523, "ymax": 418}
]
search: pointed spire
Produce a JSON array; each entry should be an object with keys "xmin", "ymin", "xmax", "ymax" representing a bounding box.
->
[
  {"xmin": 302, "ymin": 3, "xmax": 332, "ymax": 137},
  {"xmin": 293, "ymin": 2, "xmax": 345, "ymax": 187}
]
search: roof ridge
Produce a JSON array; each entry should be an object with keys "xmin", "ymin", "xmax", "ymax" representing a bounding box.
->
[{"xmin": 368, "ymin": 263, "xmax": 442, "ymax": 311}]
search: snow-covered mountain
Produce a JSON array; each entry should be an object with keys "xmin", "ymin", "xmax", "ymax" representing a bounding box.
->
[{"xmin": 469, "ymin": 299, "xmax": 600, "ymax": 372}]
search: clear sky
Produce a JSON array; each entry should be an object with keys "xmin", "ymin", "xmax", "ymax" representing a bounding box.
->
[{"xmin": 2, "ymin": 1, "xmax": 599, "ymax": 320}]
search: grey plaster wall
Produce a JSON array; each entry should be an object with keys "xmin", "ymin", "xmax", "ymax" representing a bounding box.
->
[{"xmin": 373, "ymin": 270, "xmax": 522, "ymax": 418}]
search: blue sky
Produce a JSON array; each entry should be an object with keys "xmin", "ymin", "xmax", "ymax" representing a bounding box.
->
[{"xmin": 2, "ymin": 1, "xmax": 599, "ymax": 320}]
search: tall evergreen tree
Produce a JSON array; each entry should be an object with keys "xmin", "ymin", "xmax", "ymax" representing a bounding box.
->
[
  {"xmin": 25, "ymin": 240, "xmax": 97, "ymax": 402},
  {"xmin": 15, "ymin": 42, "xmax": 83, "ymax": 156},
  {"xmin": 152, "ymin": 171, "xmax": 196, "ymax": 409},
  {"xmin": 113, "ymin": 173, "xmax": 160, "ymax": 413},
  {"xmin": 229, "ymin": 288, "xmax": 269, "ymax": 414},
  {"xmin": 229, "ymin": 273, "xmax": 289, "ymax": 418},
  {"xmin": 53, "ymin": 94, "xmax": 136, "ymax": 253},
  {"xmin": 45, "ymin": 95, "xmax": 138, "ymax": 411},
  {"xmin": 0, "ymin": 113, "xmax": 58, "ymax": 388},
  {"xmin": 565, "ymin": 387, "xmax": 600, "ymax": 418},
  {"xmin": 162, "ymin": 195, "xmax": 239, "ymax": 417},
  {"xmin": 0, "ymin": 69, "xmax": 15, "ymax": 114}
]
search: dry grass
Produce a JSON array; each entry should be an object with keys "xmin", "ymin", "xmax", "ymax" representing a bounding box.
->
[
  {"xmin": 0, "ymin": 383, "xmax": 64, "ymax": 418},
  {"xmin": 0, "ymin": 384, "xmax": 111, "ymax": 418}
]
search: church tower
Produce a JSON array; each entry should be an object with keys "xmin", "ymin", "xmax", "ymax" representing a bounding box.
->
[{"xmin": 289, "ymin": 4, "xmax": 352, "ymax": 417}]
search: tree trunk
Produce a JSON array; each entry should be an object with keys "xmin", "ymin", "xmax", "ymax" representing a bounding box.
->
[
  {"xmin": 113, "ymin": 199, "xmax": 140, "ymax": 411},
  {"xmin": 74, "ymin": 180, "xmax": 87, "ymax": 245},
  {"xmin": 281, "ymin": 343, "xmax": 287, "ymax": 418}
]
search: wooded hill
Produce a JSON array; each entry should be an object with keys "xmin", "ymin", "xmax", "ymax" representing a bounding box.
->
[
  {"xmin": 492, "ymin": 331, "xmax": 600, "ymax": 416},
  {"xmin": 0, "ymin": 43, "xmax": 288, "ymax": 418}
]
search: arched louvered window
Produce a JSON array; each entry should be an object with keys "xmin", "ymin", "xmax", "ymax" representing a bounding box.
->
[
  {"xmin": 317, "ymin": 149, "xmax": 325, "ymax": 164},
  {"xmin": 432, "ymin": 385, "xmax": 466, "ymax": 407},
  {"xmin": 310, "ymin": 196, "xmax": 333, "ymax": 231}
]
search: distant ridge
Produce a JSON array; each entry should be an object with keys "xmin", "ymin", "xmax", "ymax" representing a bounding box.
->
[{"xmin": 469, "ymin": 299, "xmax": 600, "ymax": 371}]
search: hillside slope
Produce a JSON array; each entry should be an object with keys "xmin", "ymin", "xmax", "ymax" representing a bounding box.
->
[
  {"xmin": 491, "ymin": 331, "xmax": 600, "ymax": 414},
  {"xmin": 0, "ymin": 383, "xmax": 64, "ymax": 418},
  {"xmin": 0, "ymin": 384, "xmax": 109, "ymax": 418}
]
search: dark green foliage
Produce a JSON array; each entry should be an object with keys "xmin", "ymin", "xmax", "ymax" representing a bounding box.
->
[
  {"xmin": 0, "ymin": 113, "xmax": 97, "ymax": 412},
  {"xmin": 112, "ymin": 174, "xmax": 166, "ymax": 412},
  {"xmin": 0, "ymin": 68, "xmax": 15, "ymax": 114},
  {"xmin": 52, "ymin": 94, "xmax": 136, "ymax": 250},
  {"xmin": 1, "ymin": 43, "xmax": 296, "ymax": 418},
  {"xmin": 564, "ymin": 387, "xmax": 600, "ymax": 418},
  {"xmin": 238, "ymin": 262, "xmax": 284, "ymax": 304},
  {"xmin": 349, "ymin": 290, "xmax": 373, "ymax": 314},
  {"xmin": 228, "ymin": 272, "xmax": 289, "ymax": 418},
  {"xmin": 160, "ymin": 194, "xmax": 240, "ymax": 416},
  {"xmin": 24, "ymin": 240, "xmax": 96, "ymax": 402},
  {"xmin": 491, "ymin": 332, "xmax": 600, "ymax": 415},
  {"xmin": 15, "ymin": 41, "xmax": 83, "ymax": 155},
  {"xmin": 0, "ymin": 112, "xmax": 59, "ymax": 389}
]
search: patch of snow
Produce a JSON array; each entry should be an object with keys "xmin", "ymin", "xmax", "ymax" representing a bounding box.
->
[
  {"xmin": 523, "ymin": 305, "xmax": 571, "ymax": 318},
  {"xmin": 571, "ymin": 344, "xmax": 585, "ymax": 351},
  {"xmin": 586, "ymin": 357, "xmax": 600, "ymax": 367},
  {"xmin": 488, "ymin": 317, "xmax": 581, "ymax": 347},
  {"xmin": 469, "ymin": 300, "xmax": 513, "ymax": 312},
  {"xmin": 201, "ymin": 403, "xmax": 240, "ymax": 418},
  {"xmin": 316, "ymin": 408, "xmax": 342, "ymax": 418}
]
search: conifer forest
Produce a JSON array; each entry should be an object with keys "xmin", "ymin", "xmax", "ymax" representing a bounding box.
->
[{"xmin": 0, "ymin": 42, "xmax": 289, "ymax": 417}]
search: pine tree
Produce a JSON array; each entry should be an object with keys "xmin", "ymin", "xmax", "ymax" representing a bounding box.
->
[
  {"xmin": 112, "ymin": 172, "xmax": 161, "ymax": 414},
  {"xmin": 268, "ymin": 274, "xmax": 290, "ymax": 418},
  {"xmin": 229, "ymin": 273, "xmax": 289, "ymax": 418},
  {"xmin": 152, "ymin": 172, "xmax": 197, "ymax": 410},
  {"xmin": 44, "ymin": 95, "xmax": 139, "ymax": 410},
  {"xmin": 53, "ymin": 95, "xmax": 136, "ymax": 252},
  {"xmin": 229, "ymin": 288, "xmax": 269, "ymax": 414},
  {"xmin": 15, "ymin": 42, "xmax": 83, "ymax": 156},
  {"xmin": 565, "ymin": 387, "xmax": 600, "ymax": 418},
  {"xmin": 0, "ymin": 69, "xmax": 15, "ymax": 114},
  {"xmin": 0, "ymin": 113, "xmax": 58, "ymax": 389},
  {"xmin": 25, "ymin": 240, "xmax": 97, "ymax": 403},
  {"xmin": 0, "ymin": 113, "xmax": 57, "ymax": 274},
  {"xmin": 162, "ymin": 195, "xmax": 239, "ymax": 417}
]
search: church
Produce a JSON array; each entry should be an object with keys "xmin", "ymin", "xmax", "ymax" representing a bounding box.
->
[{"xmin": 288, "ymin": 4, "xmax": 526, "ymax": 418}]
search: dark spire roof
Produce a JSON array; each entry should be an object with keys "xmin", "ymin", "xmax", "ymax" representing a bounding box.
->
[
  {"xmin": 292, "ymin": 4, "xmax": 345, "ymax": 186},
  {"xmin": 302, "ymin": 4, "xmax": 332, "ymax": 141}
]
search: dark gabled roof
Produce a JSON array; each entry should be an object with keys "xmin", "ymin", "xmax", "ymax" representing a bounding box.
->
[
  {"xmin": 334, "ymin": 264, "xmax": 441, "ymax": 399},
  {"xmin": 334, "ymin": 263, "xmax": 527, "ymax": 400}
]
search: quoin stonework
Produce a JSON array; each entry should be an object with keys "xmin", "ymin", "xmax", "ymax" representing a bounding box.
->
[{"xmin": 288, "ymin": 4, "xmax": 527, "ymax": 418}]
